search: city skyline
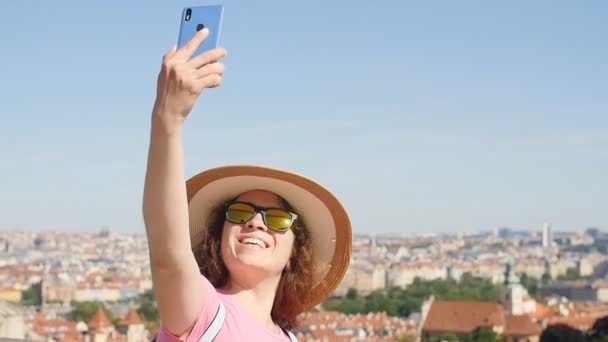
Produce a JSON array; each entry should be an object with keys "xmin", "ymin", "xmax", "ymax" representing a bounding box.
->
[
  {"xmin": 3, "ymin": 217, "xmax": 608, "ymax": 340},
  {"xmin": 0, "ymin": 223, "xmax": 601, "ymax": 237},
  {"xmin": 1, "ymin": 1, "xmax": 607, "ymax": 234}
]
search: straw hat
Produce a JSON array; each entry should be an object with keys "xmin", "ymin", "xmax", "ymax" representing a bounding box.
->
[{"xmin": 186, "ymin": 165, "xmax": 352, "ymax": 313}]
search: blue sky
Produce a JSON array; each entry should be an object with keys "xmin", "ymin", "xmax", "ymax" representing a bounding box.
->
[{"xmin": 1, "ymin": 1, "xmax": 606, "ymax": 235}]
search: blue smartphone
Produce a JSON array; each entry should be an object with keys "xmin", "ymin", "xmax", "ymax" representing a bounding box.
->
[{"xmin": 177, "ymin": 5, "xmax": 224, "ymax": 57}]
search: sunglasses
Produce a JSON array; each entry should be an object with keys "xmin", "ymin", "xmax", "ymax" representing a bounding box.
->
[{"xmin": 224, "ymin": 201, "xmax": 298, "ymax": 232}]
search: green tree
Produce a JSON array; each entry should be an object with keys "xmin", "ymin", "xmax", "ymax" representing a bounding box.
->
[
  {"xmin": 426, "ymin": 328, "xmax": 502, "ymax": 342},
  {"xmin": 469, "ymin": 327, "xmax": 502, "ymax": 342},
  {"xmin": 139, "ymin": 289, "xmax": 156, "ymax": 303},
  {"xmin": 71, "ymin": 302, "xmax": 116, "ymax": 325},
  {"xmin": 137, "ymin": 301, "xmax": 159, "ymax": 322},
  {"xmin": 322, "ymin": 275, "xmax": 501, "ymax": 318},
  {"xmin": 519, "ymin": 273, "xmax": 541, "ymax": 301},
  {"xmin": 398, "ymin": 335, "xmax": 416, "ymax": 342},
  {"xmin": 21, "ymin": 286, "xmax": 38, "ymax": 306},
  {"xmin": 428, "ymin": 333, "xmax": 460, "ymax": 342},
  {"xmin": 346, "ymin": 288, "xmax": 358, "ymax": 300},
  {"xmin": 558, "ymin": 267, "xmax": 586, "ymax": 281}
]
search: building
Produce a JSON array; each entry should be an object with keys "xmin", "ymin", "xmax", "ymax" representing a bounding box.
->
[
  {"xmin": 75, "ymin": 285, "xmax": 121, "ymax": 302},
  {"xmin": 535, "ymin": 300, "xmax": 608, "ymax": 331},
  {"xmin": 42, "ymin": 279, "xmax": 77, "ymax": 304},
  {"xmin": 386, "ymin": 263, "xmax": 447, "ymax": 288},
  {"xmin": 27, "ymin": 307, "xmax": 149, "ymax": 342},
  {"xmin": 502, "ymin": 261, "xmax": 536, "ymax": 316},
  {"xmin": 419, "ymin": 299, "xmax": 541, "ymax": 342},
  {"xmin": 540, "ymin": 281, "xmax": 600, "ymax": 302},
  {"xmin": 0, "ymin": 300, "xmax": 27, "ymax": 339},
  {"xmin": 27, "ymin": 312, "xmax": 87, "ymax": 341},
  {"xmin": 335, "ymin": 263, "xmax": 386, "ymax": 296},
  {"xmin": 539, "ymin": 280, "xmax": 608, "ymax": 303},
  {"xmin": 294, "ymin": 311, "xmax": 418, "ymax": 341},
  {"xmin": 0, "ymin": 287, "xmax": 22, "ymax": 303},
  {"xmin": 419, "ymin": 262, "xmax": 542, "ymax": 342},
  {"xmin": 542, "ymin": 223, "xmax": 553, "ymax": 249},
  {"xmin": 88, "ymin": 309, "xmax": 117, "ymax": 342},
  {"xmin": 117, "ymin": 308, "xmax": 148, "ymax": 342}
]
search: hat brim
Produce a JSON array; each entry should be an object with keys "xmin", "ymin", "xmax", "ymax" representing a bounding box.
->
[{"xmin": 186, "ymin": 165, "xmax": 352, "ymax": 313}]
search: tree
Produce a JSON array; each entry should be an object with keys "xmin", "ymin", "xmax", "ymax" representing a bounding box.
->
[
  {"xmin": 139, "ymin": 289, "xmax": 156, "ymax": 303},
  {"xmin": 21, "ymin": 286, "xmax": 38, "ymax": 306},
  {"xmin": 587, "ymin": 315, "xmax": 608, "ymax": 342},
  {"xmin": 469, "ymin": 327, "xmax": 502, "ymax": 342},
  {"xmin": 558, "ymin": 267, "xmax": 586, "ymax": 281},
  {"xmin": 346, "ymin": 288, "xmax": 358, "ymax": 300},
  {"xmin": 519, "ymin": 273, "xmax": 541, "ymax": 301},
  {"xmin": 137, "ymin": 301, "xmax": 159, "ymax": 322},
  {"xmin": 428, "ymin": 333, "xmax": 460, "ymax": 342},
  {"xmin": 426, "ymin": 328, "xmax": 502, "ymax": 342},
  {"xmin": 398, "ymin": 335, "xmax": 416, "ymax": 342},
  {"xmin": 322, "ymin": 276, "xmax": 501, "ymax": 318},
  {"xmin": 71, "ymin": 302, "xmax": 116, "ymax": 325}
]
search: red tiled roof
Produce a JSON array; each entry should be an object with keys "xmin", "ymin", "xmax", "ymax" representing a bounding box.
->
[
  {"xmin": 29, "ymin": 314, "xmax": 80, "ymax": 341},
  {"xmin": 119, "ymin": 308, "xmax": 144, "ymax": 326},
  {"xmin": 593, "ymin": 281, "xmax": 608, "ymax": 289},
  {"xmin": 503, "ymin": 314, "xmax": 542, "ymax": 337},
  {"xmin": 294, "ymin": 311, "xmax": 417, "ymax": 340},
  {"xmin": 422, "ymin": 300, "xmax": 504, "ymax": 334},
  {"xmin": 534, "ymin": 303, "xmax": 559, "ymax": 320},
  {"xmin": 88, "ymin": 308, "xmax": 113, "ymax": 332},
  {"xmin": 60, "ymin": 331, "xmax": 83, "ymax": 342}
]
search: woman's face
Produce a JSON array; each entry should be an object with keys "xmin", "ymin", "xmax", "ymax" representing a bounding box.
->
[{"xmin": 220, "ymin": 190, "xmax": 296, "ymax": 278}]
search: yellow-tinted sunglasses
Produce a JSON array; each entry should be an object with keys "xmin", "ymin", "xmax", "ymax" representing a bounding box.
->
[{"xmin": 224, "ymin": 201, "xmax": 298, "ymax": 232}]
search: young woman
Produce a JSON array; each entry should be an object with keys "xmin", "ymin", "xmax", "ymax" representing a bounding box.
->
[{"xmin": 143, "ymin": 28, "xmax": 352, "ymax": 341}]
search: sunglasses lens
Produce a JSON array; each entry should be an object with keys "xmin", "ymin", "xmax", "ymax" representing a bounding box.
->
[
  {"xmin": 264, "ymin": 209, "xmax": 293, "ymax": 231},
  {"xmin": 226, "ymin": 203, "xmax": 255, "ymax": 223}
]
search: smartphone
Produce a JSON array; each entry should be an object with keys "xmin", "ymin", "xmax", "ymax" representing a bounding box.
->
[{"xmin": 177, "ymin": 5, "xmax": 224, "ymax": 57}]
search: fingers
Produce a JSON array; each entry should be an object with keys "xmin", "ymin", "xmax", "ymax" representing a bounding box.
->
[
  {"xmin": 188, "ymin": 47, "xmax": 227, "ymax": 69},
  {"xmin": 161, "ymin": 44, "xmax": 178, "ymax": 64},
  {"xmin": 194, "ymin": 62, "xmax": 224, "ymax": 79},
  {"xmin": 167, "ymin": 44, "xmax": 177, "ymax": 56},
  {"xmin": 176, "ymin": 28, "xmax": 209, "ymax": 59},
  {"xmin": 193, "ymin": 74, "xmax": 223, "ymax": 93},
  {"xmin": 157, "ymin": 29, "xmax": 225, "ymax": 96}
]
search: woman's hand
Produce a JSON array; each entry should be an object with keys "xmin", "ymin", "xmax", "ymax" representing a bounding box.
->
[{"xmin": 152, "ymin": 27, "xmax": 227, "ymax": 134}]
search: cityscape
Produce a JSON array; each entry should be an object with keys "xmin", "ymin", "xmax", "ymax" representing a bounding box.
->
[
  {"xmin": 2, "ymin": 224, "xmax": 608, "ymax": 341},
  {"xmin": 2, "ymin": 1, "xmax": 605, "ymax": 341}
]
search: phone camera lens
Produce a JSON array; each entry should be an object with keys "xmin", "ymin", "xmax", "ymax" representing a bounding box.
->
[{"xmin": 185, "ymin": 9, "xmax": 192, "ymax": 21}]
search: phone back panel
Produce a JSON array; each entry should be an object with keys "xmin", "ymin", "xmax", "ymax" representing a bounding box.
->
[{"xmin": 177, "ymin": 5, "xmax": 223, "ymax": 57}]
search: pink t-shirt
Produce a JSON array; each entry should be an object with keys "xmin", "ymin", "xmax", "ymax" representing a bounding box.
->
[{"xmin": 157, "ymin": 274, "xmax": 292, "ymax": 342}]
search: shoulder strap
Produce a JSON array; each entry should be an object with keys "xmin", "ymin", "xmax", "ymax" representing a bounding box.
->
[
  {"xmin": 283, "ymin": 328, "xmax": 298, "ymax": 342},
  {"xmin": 198, "ymin": 300, "xmax": 226, "ymax": 342},
  {"xmin": 196, "ymin": 300, "xmax": 297, "ymax": 342}
]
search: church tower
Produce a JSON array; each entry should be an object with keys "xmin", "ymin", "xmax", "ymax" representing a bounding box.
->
[{"xmin": 501, "ymin": 259, "xmax": 526, "ymax": 315}]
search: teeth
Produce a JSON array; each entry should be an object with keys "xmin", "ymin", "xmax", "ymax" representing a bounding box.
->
[{"xmin": 241, "ymin": 238, "xmax": 265, "ymax": 248}]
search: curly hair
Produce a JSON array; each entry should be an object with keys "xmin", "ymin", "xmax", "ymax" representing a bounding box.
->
[{"xmin": 194, "ymin": 196, "xmax": 314, "ymax": 330}]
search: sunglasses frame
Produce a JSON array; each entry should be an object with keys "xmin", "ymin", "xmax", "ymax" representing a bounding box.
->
[{"xmin": 224, "ymin": 200, "xmax": 299, "ymax": 232}]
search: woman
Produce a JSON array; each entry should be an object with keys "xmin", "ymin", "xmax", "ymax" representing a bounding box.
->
[{"xmin": 143, "ymin": 28, "xmax": 352, "ymax": 341}]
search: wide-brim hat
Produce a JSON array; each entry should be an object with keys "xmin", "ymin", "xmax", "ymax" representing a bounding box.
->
[{"xmin": 186, "ymin": 165, "xmax": 352, "ymax": 314}]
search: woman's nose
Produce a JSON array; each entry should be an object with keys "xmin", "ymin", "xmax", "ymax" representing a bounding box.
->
[{"xmin": 246, "ymin": 213, "xmax": 268, "ymax": 232}]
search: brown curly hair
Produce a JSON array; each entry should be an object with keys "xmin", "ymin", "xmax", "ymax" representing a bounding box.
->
[{"xmin": 194, "ymin": 195, "xmax": 314, "ymax": 330}]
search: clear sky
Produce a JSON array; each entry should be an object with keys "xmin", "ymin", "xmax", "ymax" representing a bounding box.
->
[{"xmin": 1, "ymin": 1, "xmax": 606, "ymax": 235}]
